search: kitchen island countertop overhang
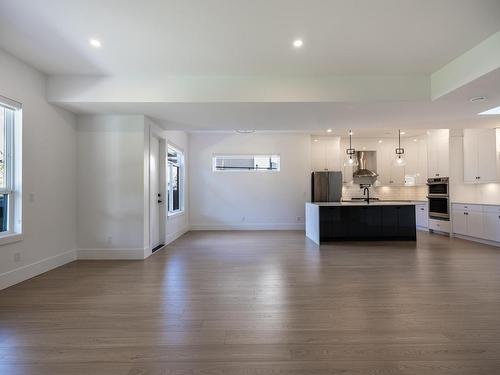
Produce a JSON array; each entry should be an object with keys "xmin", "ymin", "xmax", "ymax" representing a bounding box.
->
[{"xmin": 306, "ymin": 202, "xmax": 419, "ymax": 244}]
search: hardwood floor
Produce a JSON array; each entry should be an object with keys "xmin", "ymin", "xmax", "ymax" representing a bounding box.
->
[{"xmin": 1, "ymin": 230, "xmax": 500, "ymax": 374}]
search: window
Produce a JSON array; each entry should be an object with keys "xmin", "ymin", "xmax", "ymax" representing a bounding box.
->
[
  {"xmin": 213, "ymin": 154, "xmax": 280, "ymax": 171},
  {"xmin": 167, "ymin": 145, "xmax": 184, "ymax": 215},
  {"xmin": 0, "ymin": 95, "xmax": 21, "ymax": 239}
]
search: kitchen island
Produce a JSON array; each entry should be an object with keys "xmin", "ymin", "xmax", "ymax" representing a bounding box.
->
[{"xmin": 306, "ymin": 201, "xmax": 417, "ymax": 244}]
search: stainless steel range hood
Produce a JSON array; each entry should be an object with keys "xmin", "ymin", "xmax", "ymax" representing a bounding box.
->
[{"xmin": 353, "ymin": 151, "xmax": 378, "ymax": 185}]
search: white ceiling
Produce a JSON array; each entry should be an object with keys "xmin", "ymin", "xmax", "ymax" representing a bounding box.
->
[
  {"xmin": 1, "ymin": 0, "xmax": 500, "ymax": 132},
  {"xmin": 1, "ymin": 0, "xmax": 500, "ymax": 75},
  {"xmin": 317, "ymin": 129, "xmax": 429, "ymax": 139},
  {"xmin": 61, "ymin": 99, "xmax": 500, "ymax": 131},
  {"xmin": 57, "ymin": 66, "xmax": 500, "ymax": 131}
]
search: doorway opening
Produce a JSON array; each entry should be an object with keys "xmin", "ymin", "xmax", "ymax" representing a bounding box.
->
[{"xmin": 150, "ymin": 135, "xmax": 166, "ymax": 252}]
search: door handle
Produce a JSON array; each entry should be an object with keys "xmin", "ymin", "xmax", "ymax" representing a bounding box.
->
[{"xmin": 158, "ymin": 200, "xmax": 163, "ymax": 204}]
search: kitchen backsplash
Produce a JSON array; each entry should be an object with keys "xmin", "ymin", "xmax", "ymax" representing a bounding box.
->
[{"xmin": 342, "ymin": 185, "xmax": 427, "ymax": 201}]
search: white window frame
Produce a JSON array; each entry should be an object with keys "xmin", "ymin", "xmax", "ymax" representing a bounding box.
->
[
  {"xmin": 167, "ymin": 144, "xmax": 184, "ymax": 216},
  {"xmin": 0, "ymin": 95, "xmax": 22, "ymax": 245},
  {"xmin": 212, "ymin": 154, "xmax": 281, "ymax": 172}
]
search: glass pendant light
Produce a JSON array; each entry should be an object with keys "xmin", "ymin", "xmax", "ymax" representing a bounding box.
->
[
  {"xmin": 393, "ymin": 129, "xmax": 406, "ymax": 166},
  {"xmin": 344, "ymin": 129, "xmax": 359, "ymax": 166}
]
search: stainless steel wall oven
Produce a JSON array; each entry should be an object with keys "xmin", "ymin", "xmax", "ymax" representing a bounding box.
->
[{"xmin": 427, "ymin": 177, "xmax": 449, "ymax": 220}]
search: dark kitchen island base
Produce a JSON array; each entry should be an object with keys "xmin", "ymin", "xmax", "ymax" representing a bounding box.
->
[{"xmin": 305, "ymin": 202, "xmax": 417, "ymax": 244}]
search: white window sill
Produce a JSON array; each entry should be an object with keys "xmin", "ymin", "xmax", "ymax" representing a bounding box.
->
[
  {"xmin": 168, "ymin": 210, "xmax": 184, "ymax": 219},
  {"xmin": 0, "ymin": 233, "xmax": 23, "ymax": 246}
]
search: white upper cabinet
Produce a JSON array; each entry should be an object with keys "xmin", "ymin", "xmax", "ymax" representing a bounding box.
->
[
  {"xmin": 463, "ymin": 129, "xmax": 499, "ymax": 184},
  {"xmin": 311, "ymin": 137, "xmax": 341, "ymax": 172},
  {"xmin": 334, "ymin": 134, "xmax": 428, "ymax": 186},
  {"xmin": 376, "ymin": 139, "xmax": 405, "ymax": 186},
  {"xmin": 403, "ymin": 137, "xmax": 428, "ymax": 185},
  {"xmin": 463, "ymin": 129, "xmax": 479, "ymax": 183},
  {"xmin": 389, "ymin": 162, "xmax": 406, "ymax": 185},
  {"xmin": 376, "ymin": 140, "xmax": 392, "ymax": 185},
  {"xmin": 427, "ymin": 129, "xmax": 449, "ymax": 178}
]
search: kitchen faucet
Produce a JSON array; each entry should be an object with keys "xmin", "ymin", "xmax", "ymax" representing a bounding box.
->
[{"xmin": 363, "ymin": 186, "xmax": 370, "ymax": 204}]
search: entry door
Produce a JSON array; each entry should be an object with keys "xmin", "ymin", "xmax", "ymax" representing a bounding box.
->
[{"xmin": 150, "ymin": 136, "xmax": 162, "ymax": 248}]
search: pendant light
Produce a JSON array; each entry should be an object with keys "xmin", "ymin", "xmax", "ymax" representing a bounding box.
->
[
  {"xmin": 394, "ymin": 129, "xmax": 406, "ymax": 166},
  {"xmin": 344, "ymin": 129, "xmax": 358, "ymax": 166}
]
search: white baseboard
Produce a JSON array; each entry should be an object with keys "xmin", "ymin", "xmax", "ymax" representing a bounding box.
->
[
  {"xmin": 452, "ymin": 233, "xmax": 500, "ymax": 247},
  {"xmin": 77, "ymin": 248, "xmax": 147, "ymax": 260},
  {"xmin": 165, "ymin": 227, "xmax": 189, "ymax": 245},
  {"xmin": 0, "ymin": 249, "xmax": 77, "ymax": 290},
  {"xmin": 190, "ymin": 223, "xmax": 305, "ymax": 231}
]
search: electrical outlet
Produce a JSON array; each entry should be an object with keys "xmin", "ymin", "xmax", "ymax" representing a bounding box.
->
[
  {"xmin": 296, "ymin": 216, "xmax": 302, "ymax": 222},
  {"xmin": 106, "ymin": 236, "xmax": 113, "ymax": 245},
  {"xmin": 29, "ymin": 193, "xmax": 35, "ymax": 203},
  {"xmin": 241, "ymin": 217, "xmax": 246, "ymax": 222},
  {"xmin": 14, "ymin": 252, "xmax": 21, "ymax": 262}
]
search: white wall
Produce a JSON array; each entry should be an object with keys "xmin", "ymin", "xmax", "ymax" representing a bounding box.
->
[
  {"xmin": 76, "ymin": 116, "xmax": 190, "ymax": 259},
  {"xmin": 76, "ymin": 115, "xmax": 147, "ymax": 259},
  {"xmin": 450, "ymin": 133, "xmax": 500, "ymax": 204},
  {"xmin": 189, "ymin": 132, "xmax": 310, "ymax": 230},
  {"xmin": 0, "ymin": 49, "xmax": 77, "ymax": 289},
  {"xmin": 164, "ymin": 130, "xmax": 189, "ymax": 243}
]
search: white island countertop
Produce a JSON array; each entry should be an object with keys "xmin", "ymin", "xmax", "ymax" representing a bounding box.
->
[{"xmin": 307, "ymin": 201, "xmax": 425, "ymax": 207}]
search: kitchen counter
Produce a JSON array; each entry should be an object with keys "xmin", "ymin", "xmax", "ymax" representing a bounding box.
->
[
  {"xmin": 306, "ymin": 202, "xmax": 417, "ymax": 244},
  {"xmin": 452, "ymin": 201, "xmax": 500, "ymax": 207},
  {"xmin": 310, "ymin": 201, "xmax": 424, "ymax": 206}
]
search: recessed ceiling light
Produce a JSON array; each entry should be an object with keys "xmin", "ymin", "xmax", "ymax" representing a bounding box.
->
[
  {"xmin": 470, "ymin": 96, "xmax": 486, "ymax": 103},
  {"xmin": 89, "ymin": 38, "xmax": 102, "ymax": 48},
  {"xmin": 378, "ymin": 140, "xmax": 383, "ymax": 143},
  {"xmin": 313, "ymin": 139, "xmax": 319, "ymax": 142},
  {"xmin": 326, "ymin": 129, "xmax": 332, "ymax": 133},
  {"xmin": 479, "ymin": 106, "xmax": 500, "ymax": 115},
  {"xmin": 413, "ymin": 139, "xmax": 417, "ymax": 142},
  {"xmin": 293, "ymin": 39, "xmax": 303, "ymax": 48}
]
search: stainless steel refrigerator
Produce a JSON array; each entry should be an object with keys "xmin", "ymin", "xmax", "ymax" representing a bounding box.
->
[{"xmin": 311, "ymin": 171, "xmax": 343, "ymax": 202}]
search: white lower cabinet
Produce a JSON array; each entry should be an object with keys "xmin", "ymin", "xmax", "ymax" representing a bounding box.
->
[
  {"xmin": 483, "ymin": 206, "xmax": 500, "ymax": 242},
  {"xmin": 452, "ymin": 203, "xmax": 500, "ymax": 244},
  {"xmin": 467, "ymin": 211, "xmax": 484, "ymax": 238},
  {"xmin": 415, "ymin": 204, "xmax": 428, "ymax": 228},
  {"xmin": 452, "ymin": 210, "xmax": 467, "ymax": 236},
  {"xmin": 451, "ymin": 204, "xmax": 483, "ymax": 238}
]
